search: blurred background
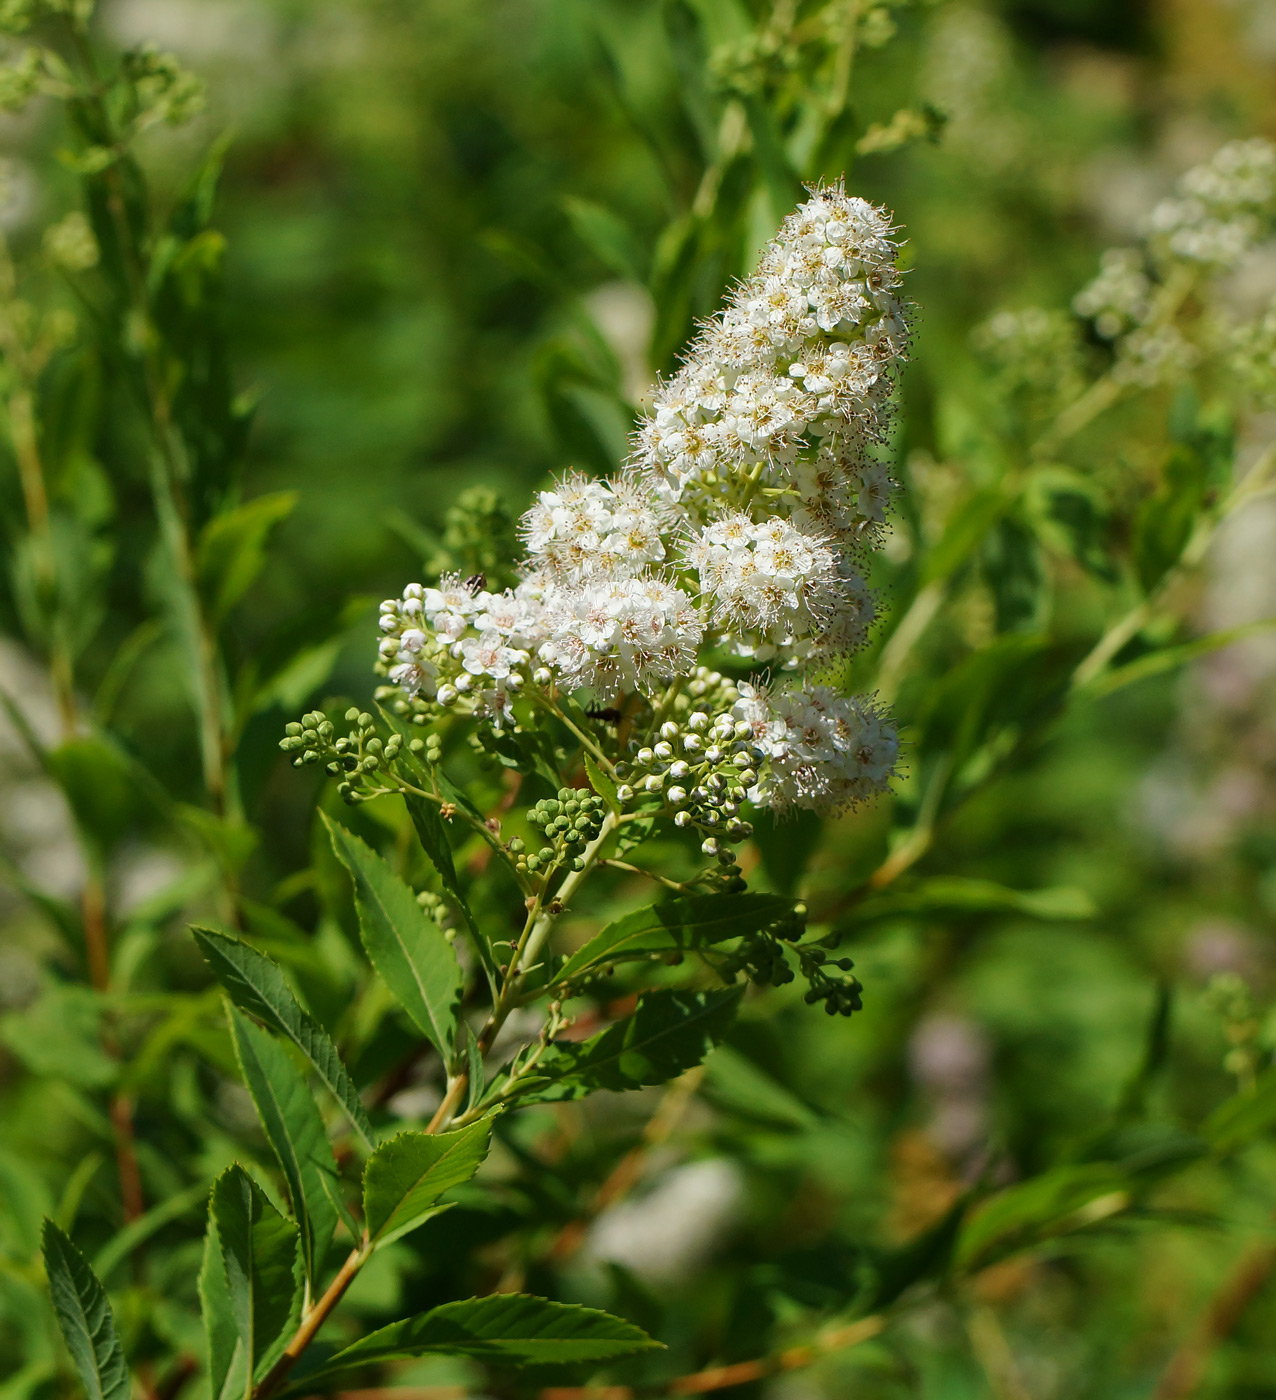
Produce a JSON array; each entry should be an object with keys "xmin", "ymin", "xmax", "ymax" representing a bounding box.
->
[{"xmin": 5, "ymin": 0, "xmax": 1276, "ymax": 1396}]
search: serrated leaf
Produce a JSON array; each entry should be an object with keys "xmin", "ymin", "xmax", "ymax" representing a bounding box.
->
[
  {"xmin": 41, "ymin": 1220, "xmax": 131, "ymax": 1400},
  {"xmin": 363, "ymin": 1119, "xmax": 492, "ymax": 1248},
  {"xmin": 323, "ymin": 814, "xmax": 462, "ymax": 1059},
  {"xmin": 227, "ymin": 1008, "xmax": 339, "ymax": 1289},
  {"xmin": 510, "ymin": 988, "xmax": 741, "ymax": 1104},
  {"xmin": 555, "ymin": 894, "xmax": 800, "ymax": 985},
  {"xmin": 290, "ymin": 1293, "xmax": 659, "ymax": 1387},
  {"xmin": 191, "ymin": 926, "xmax": 374, "ymax": 1150},
  {"xmin": 199, "ymin": 1207, "xmax": 247, "ymax": 1400},
  {"xmin": 209, "ymin": 1166, "xmax": 300, "ymax": 1385}
]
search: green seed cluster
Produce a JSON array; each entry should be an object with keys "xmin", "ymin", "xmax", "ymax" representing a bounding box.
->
[
  {"xmin": 515, "ymin": 787, "xmax": 607, "ymax": 878},
  {"xmin": 279, "ymin": 707, "xmax": 441, "ymax": 805}
]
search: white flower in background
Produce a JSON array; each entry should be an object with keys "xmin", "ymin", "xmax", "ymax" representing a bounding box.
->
[
  {"xmin": 1148, "ymin": 138, "xmax": 1276, "ymax": 269},
  {"xmin": 1072, "ymin": 247, "xmax": 1153, "ymax": 339},
  {"xmin": 1113, "ymin": 323, "xmax": 1197, "ymax": 387}
]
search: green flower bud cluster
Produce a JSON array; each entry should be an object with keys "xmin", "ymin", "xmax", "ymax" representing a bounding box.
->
[
  {"xmin": 796, "ymin": 943, "xmax": 863, "ymax": 1016},
  {"xmin": 719, "ymin": 902, "xmax": 807, "ymax": 989},
  {"xmin": 515, "ymin": 787, "xmax": 607, "ymax": 878},
  {"xmin": 615, "ymin": 704, "xmax": 761, "ymax": 862},
  {"xmin": 720, "ymin": 915, "xmax": 861, "ymax": 1015},
  {"xmin": 280, "ymin": 707, "xmax": 429, "ymax": 805},
  {"xmin": 425, "ymin": 486, "xmax": 519, "ymax": 591},
  {"xmin": 375, "ymin": 683, "xmax": 437, "ymax": 727}
]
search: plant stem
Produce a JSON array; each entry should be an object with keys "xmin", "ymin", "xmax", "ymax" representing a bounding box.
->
[{"xmin": 253, "ymin": 1239, "xmax": 371, "ymax": 1400}]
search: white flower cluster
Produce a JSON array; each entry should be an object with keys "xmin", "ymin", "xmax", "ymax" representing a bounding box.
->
[
  {"xmin": 377, "ymin": 186, "xmax": 907, "ymax": 812},
  {"xmin": 1227, "ymin": 295, "xmax": 1276, "ymax": 406},
  {"xmin": 521, "ymin": 473, "xmax": 666, "ymax": 580},
  {"xmin": 634, "ymin": 188, "xmax": 908, "ymax": 506},
  {"xmin": 734, "ymin": 682, "xmax": 899, "ymax": 813},
  {"xmin": 686, "ymin": 512, "xmax": 838, "ymax": 645},
  {"xmin": 1148, "ymin": 139, "xmax": 1276, "ymax": 269},
  {"xmin": 1072, "ymin": 248, "xmax": 1152, "ymax": 340}
]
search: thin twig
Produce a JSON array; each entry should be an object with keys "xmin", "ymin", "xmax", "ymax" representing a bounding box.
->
[{"xmin": 1152, "ymin": 1238, "xmax": 1276, "ymax": 1400}]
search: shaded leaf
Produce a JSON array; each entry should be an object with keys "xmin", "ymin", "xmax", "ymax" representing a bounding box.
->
[
  {"xmin": 512, "ymin": 988, "xmax": 741, "ymax": 1103},
  {"xmin": 323, "ymin": 814, "xmax": 462, "ymax": 1059},
  {"xmin": 227, "ymin": 1007, "xmax": 339, "ymax": 1289},
  {"xmin": 198, "ymin": 1207, "xmax": 246, "ymax": 1400},
  {"xmin": 41, "ymin": 1220, "xmax": 130, "ymax": 1400},
  {"xmin": 555, "ymin": 894, "xmax": 801, "ymax": 985},
  {"xmin": 197, "ymin": 492, "xmax": 298, "ymax": 623},
  {"xmin": 363, "ymin": 1119, "xmax": 493, "ymax": 1248},
  {"xmin": 291, "ymin": 1293, "xmax": 659, "ymax": 1387},
  {"xmin": 1205, "ymin": 1066, "xmax": 1276, "ymax": 1153},
  {"xmin": 402, "ymin": 792, "xmax": 495, "ymax": 982},
  {"xmin": 562, "ymin": 196, "xmax": 645, "ymax": 283},
  {"xmin": 191, "ymin": 926, "xmax": 374, "ymax": 1149},
  {"xmin": 209, "ymin": 1166, "xmax": 300, "ymax": 1384},
  {"xmin": 845, "ymin": 876, "xmax": 1095, "ymax": 927}
]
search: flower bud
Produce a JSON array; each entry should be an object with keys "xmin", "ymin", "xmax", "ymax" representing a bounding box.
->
[
  {"xmin": 667, "ymin": 785, "xmax": 687, "ymax": 804},
  {"xmin": 669, "ymin": 759, "xmax": 690, "ymax": 780},
  {"xmin": 701, "ymin": 837, "xmax": 720, "ymax": 856},
  {"xmin": 616, "ymin": 784, "xmax": 634, "ymax": 802},
  {"xmin": 654, "ymin": 741, "xmax": 674, "ymax": 760},
  {"xmin": 687, "ymin": 712, "xmax": 709, "ymax": 732},
  {"xmin": 533, "ymin": 667, "xmax": 553, "ymax": 685},
  {"xmin": 659, "ymin": 721, "xmax": 680, "ymax": 742},
  {"xmin": 438, "ymin": 684, "xmax": 458, "ymax": 706}
]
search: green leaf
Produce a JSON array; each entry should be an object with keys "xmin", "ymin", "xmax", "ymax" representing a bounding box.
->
[
  {"xmin": 291, "ymin": 1293, "xmax": 659, "ymax": 1386},
  {"xmin": 511, "ymin": 988, "xmax": 741, "ymax": 1104},
  {"xmin": 209, "ymin": 1166, "xmax": 300, "ymax": 1386},
  {"xmin": 40, "ymin": 1220, "xmax": 130, "ymax": 1400},
  {"xmin": 845, "ymin": 876, "xmax": 1095, "ymax": 926},
  {"xmin": 1133, "ymin": 446, "xmax": 1206, "ymax": 594},
  {"xmin": 562, "ymin": 196, "xmax": 646, "ymax": 283},
  {"xmin": 401, "ymin": 792, "xmax": 496, "ymax": 982},
  {"xmin": 197, "ymin": 491, "xmax": 298, "ymax": 622},
  {"xmin": 227, "ymin": 1007, "xmax": 339, "ymax": 1290},
  {"xmin": 198, "ymin": 1208, "xmax": 246, "ymax": 1400},
  {"xmin": 583, "ymin": 752, "xmax": 620, "ymax": 813},
  {"xmin": 980, "ymin": 513, "xmax": 1046, "ymax": 633},
  {"xmin": 954, "ymin": 1164, "xmax": 1131, "ymax": 1271},
  {"xmin": 1204, "ymin": 1066, "xmax": 1276, "ymax": 1153},
  {"xmin": 555, "ymin": 894, "xmax": 800, "ymax": 985},
  {"xmin": 191, "ymin": 926, "xmax": 374, "ymax": 1150},
  {"xmin": 323, "ymin": 814, "xmax": 462, "ymax": 1059},
  {"xmin": 1084, "ymin": 617, "xmax": 1276, "ymax": 700},
  {"xmin": 362, "ymin": 1119, "xmax": 493, "ymax": 1248}
]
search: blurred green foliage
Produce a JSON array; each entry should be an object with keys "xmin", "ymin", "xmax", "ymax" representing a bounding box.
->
[{"xmin": 5, "ymin": 0, "xmax": 1276, "ymax": 1398}]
